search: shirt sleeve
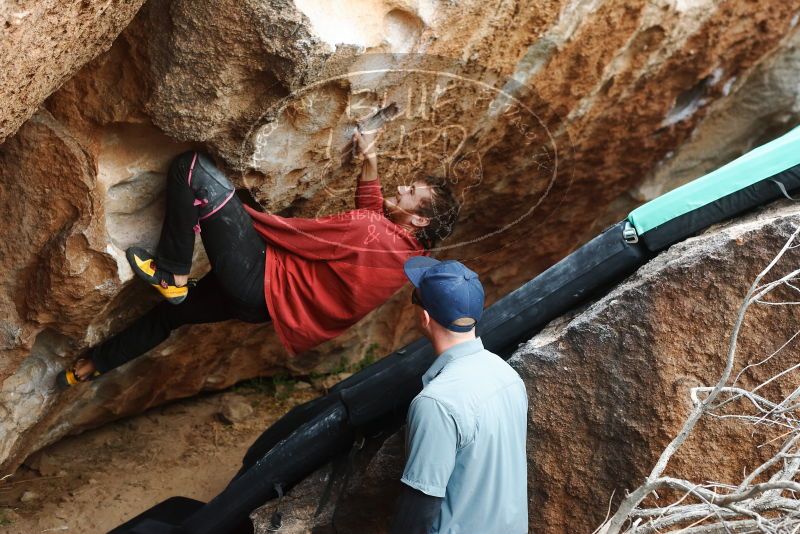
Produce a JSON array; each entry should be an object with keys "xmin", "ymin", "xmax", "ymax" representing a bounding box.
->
[
  {"xmin": 355, "ymin": 176, "xmax": 384, "ymax": 212},
  {"xmin": 400, "ymin": 396, "xmax": 458, "ymax": 498}
]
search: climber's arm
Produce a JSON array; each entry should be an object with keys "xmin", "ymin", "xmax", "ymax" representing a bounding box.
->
[
  {"xmin": 353, "ymin": 129, "xmax": 384, "ymax": 211},
  {"xmin": 389, "ymin": 396, "xmax": 455, "ymax": 532},
  {"xmin": 354, "ymin": 129, "xmax": 378, "ymax": 183},
  {"xmin": 389, "ymin": 485, "xmax": 443, "ymax": 534}
]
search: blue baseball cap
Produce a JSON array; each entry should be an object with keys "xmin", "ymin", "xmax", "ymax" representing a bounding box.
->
[{"xmin": 404, "ymin": 257, "xmax": 484, "ymax": 332}]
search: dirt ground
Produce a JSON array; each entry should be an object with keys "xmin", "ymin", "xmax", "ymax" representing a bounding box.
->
[{"xmin": 0, "ymin": 380, "xmax": 318, "ymax": 534}]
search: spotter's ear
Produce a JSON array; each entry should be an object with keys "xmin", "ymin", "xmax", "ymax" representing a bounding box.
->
[{"xmin": 419, "ymin": 308, "xmax": 432, "ymax": 329}]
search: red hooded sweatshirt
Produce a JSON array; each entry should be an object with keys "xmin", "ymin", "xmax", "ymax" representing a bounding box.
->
[{"xmin": 243, "ymin": 178, "xmax": 427, "ymax": 355}]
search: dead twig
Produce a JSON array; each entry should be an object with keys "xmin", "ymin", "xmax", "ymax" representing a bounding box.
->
[{"xmin": 599, "ymin": 225, "xmax": 800, "ymax": 533}]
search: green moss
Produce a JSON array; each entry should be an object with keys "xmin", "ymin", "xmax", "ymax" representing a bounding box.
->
[
  {"xmin": 231, "ymin": 374, "xmax": 297, "ymax": 400},
  {"xmin": 271, "ymin": 373, "xmax": 297, "ymax": 400},
  {"xmin": 230, "ymin": 376, "xmax": 275, "ymax": 395},
  {"xmin": 230, "ymin": 343, "xmax": 383, "ymax": 397},
  {"xmin": 352, "ymin": 343, "xmax": 380, "ymax": 372},
  {"xmin": 328, "ymin": 356, "xmax": 350, "ymax": 375},
  {"xmin": 0, "ymin": 509, "xmax": 14, "ymax": 526},
  {"xmin": 326, "ymin": 344, "xmax": 382, "ymax": 375}
]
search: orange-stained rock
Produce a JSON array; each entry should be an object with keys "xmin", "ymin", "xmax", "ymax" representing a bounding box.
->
[
  {"xmin": 0, "ymin": 0, "xmax": 146, "ymax": 143},
  {"xmin": 1, "ymin": 0, "xmax": 800, "ymax": 474}
]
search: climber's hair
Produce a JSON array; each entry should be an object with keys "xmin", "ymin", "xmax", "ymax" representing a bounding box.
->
[{"xmin": 414, "ymin": 175, "xmax": 460, "ymax": 250}]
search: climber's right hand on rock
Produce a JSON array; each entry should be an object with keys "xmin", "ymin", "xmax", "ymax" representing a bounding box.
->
[{"xmin": 353, "ymin": 129, "xmax": 379, "ymax": 161}]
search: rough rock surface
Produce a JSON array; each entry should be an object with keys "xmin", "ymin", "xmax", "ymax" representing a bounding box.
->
[
  {"xmin": 511, "ymin": 202, "xmax": 800, "ymax": 532},
  {"xmin": 251, "ymin": 201, "xmax": 800, "ymax": 533},
  {"xmin": 2, "ymin": 0, "xmax": 800, "ymax": 473},
  {"xmin": 592, "ymin": 27, "xmax": 800, "ymax": 234},
  {"xmin": 0, "ymin": 0, "xmax": 146, "ymax": 143}
]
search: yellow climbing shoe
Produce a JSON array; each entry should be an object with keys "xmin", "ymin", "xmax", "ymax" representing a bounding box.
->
[
  {"xmin": 126, "ymin": 247, "xmax": 190, "ymax": 305},
  {"xmin": 56, "ymin": 357, "xmax": 101, "ymax": 389}
]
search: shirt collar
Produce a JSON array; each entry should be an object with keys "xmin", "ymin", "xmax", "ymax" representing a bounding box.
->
[{"xmin": 422, "ymin": 337, "xmax": 485, "ymax": 387}]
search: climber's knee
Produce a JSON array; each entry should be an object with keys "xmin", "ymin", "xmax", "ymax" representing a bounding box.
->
[
  {"xmin": 168, "ymin": 150, "xmax": 198, "ymax": 183},
  {"xmin": 188, "ymin": 152, "xmax": 236, "ymax": 221}
]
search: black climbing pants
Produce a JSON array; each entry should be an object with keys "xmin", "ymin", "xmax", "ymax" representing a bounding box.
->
[{"xmin": 90, "ymin": 151, "xmax": 270, "ymax": 374}]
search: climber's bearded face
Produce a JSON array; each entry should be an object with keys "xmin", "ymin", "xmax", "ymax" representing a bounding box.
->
[{"xmin": 383, "ymin": 180, "xmax": 434, "ymax": 230}]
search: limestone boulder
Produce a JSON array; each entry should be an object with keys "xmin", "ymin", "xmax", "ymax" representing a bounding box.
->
[
  {"xmin": 0, "ymin": 0, "xmax": 146, "ymax": 143},
  {"xmin": 511, "ymin": 202, "xmax": 800, "ymax": 531},
  {"xmin": 2, "ymin": 0, "xmax": 800, "ymax": 473},
  {"xmin": 595, "ymin": 27, "xmax": 800, "ymax": 233},
  {"xmin": 251, "ymin": 201, "xmax": 800, "ymax": 532}
]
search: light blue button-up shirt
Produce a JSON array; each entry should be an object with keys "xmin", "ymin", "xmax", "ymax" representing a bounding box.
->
[{"xmin": 401, "ymin": 337, "xmax": 528, "ymax": 533}]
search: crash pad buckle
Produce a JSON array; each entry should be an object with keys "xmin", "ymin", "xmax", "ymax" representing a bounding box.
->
[
  {"xmin": 268, "ymin": 511, "xmax": 282, "ymax": 532},
  {"xmin": 622, "ymin": 221, "xmax": 639, "ymax": 243},
  {"xmin": 266, "ymin": 483, "xmax": 284, "ymax": 532},
  {"xmin": 770, "ymin": 179, "xmax": 798, "ymax": 201}
]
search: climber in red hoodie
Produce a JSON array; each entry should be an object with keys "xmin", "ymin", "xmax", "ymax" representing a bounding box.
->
[{"xmin": 59, "ymin": 127, "xmax": 460, "ymax": 386}]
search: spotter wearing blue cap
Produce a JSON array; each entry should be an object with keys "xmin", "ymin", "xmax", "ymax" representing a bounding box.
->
[{"xmin": 403, "ymin": 257, "xmax": 485, "ymax": 332}]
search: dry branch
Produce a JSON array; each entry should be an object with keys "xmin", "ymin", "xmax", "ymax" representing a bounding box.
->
[{"xmin": 598, "ymin": 225, "xmax": 800, "ymax": 534}]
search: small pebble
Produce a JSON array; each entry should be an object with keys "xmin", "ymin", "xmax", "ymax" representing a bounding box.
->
[
  {"xmin": 20, "ymin": 490, "xmax": 39, "ymax": 502},
  {"xmin": 294, "ymin": 381, "xmax": 312, "ymax": 391},
  {"xmin": 219, "ymin": 396, "xmax": 253, "ymax": 424}
]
